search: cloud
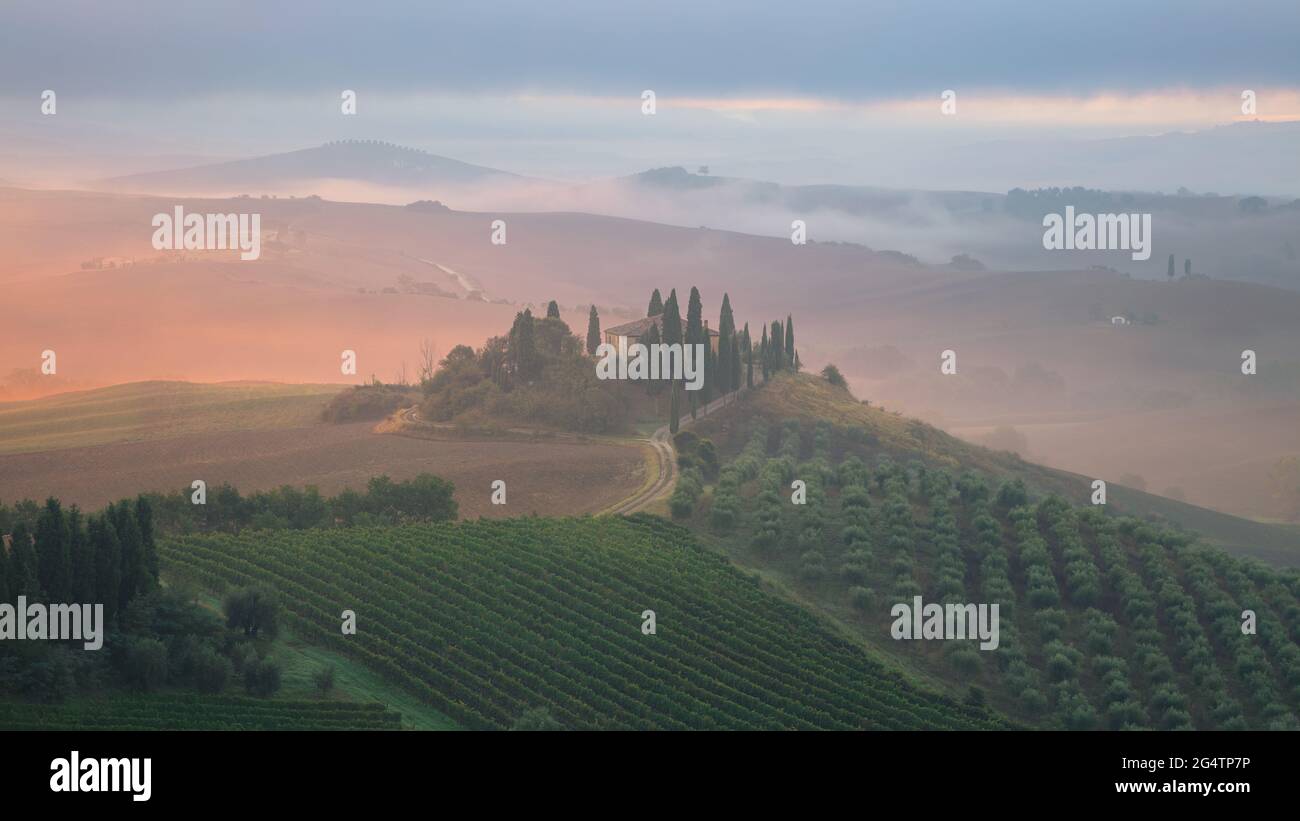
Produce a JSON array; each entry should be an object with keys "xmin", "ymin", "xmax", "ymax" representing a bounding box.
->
[{"xmin": 3, "ymin": 0, "xmax": 1297, "ymax": 100}]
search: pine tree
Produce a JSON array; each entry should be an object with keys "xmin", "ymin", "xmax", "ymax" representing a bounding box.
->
[
  {"xmin": 647, "ymin": 289, "xmax": 664, "ymax": 317},
  {"xmin": 90, "ymin": 514, "xmax": 121, "ymax": 622},
  {"xmin": 785, "ymin": 315, "xmax": 795, "ymax": 368},
  {"xmin": 35, "ymin": 497, "xmax": 71, "ymax": 601},
  {"xmin": 585, "ymin": 305, "xmax": 602, "ymax": 355},
  {"xmin": 9, "ymin": 521, "xmax": 40, "ymax": 598},
  {"xmin": 546, "ymin": 300, "xmax": 560, "ymax": 319}
]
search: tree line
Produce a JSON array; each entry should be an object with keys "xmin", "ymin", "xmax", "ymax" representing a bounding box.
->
[{"xmin": 0, "ymin": 496, "xmax": 157, "ymax": 618}]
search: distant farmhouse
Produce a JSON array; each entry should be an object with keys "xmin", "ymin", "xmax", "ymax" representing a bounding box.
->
[{"xmin": 604, "ymin": 314, "xmax": 720, "ymax": 353}]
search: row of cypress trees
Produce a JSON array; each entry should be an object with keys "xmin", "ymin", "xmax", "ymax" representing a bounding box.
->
[
  {"xmin": 576, "ymin": 289, "xmax": 798, "ymax": 432},
  {"xmin": 0, "ymin": 496, "xmax": 158, "ymax": 620}
]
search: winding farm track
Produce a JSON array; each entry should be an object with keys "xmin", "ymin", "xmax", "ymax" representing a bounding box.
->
[{"xmin": 392, "ymin": 387, "xmax": 750, "ymax": 517}]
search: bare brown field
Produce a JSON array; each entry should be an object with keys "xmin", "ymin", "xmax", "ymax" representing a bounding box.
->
[{"xmin": 0, "ymin": 421, "xmax": 645, "ymax": 518}]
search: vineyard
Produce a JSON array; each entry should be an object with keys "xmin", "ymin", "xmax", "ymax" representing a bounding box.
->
[
  {"xmin": 0, "ymin": 695, "xmax": 401, "ymax": 730},
  {"xmin": 687, "ymin": 413, "xmax": 1300, "ymax": 730},
  {"xmin": 161, "ymin": 516, "xmax": 1003, "ymax": 730}
]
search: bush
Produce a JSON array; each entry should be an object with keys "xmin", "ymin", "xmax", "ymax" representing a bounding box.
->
[
  {"xmin": 123, "ymin": 637, "xmax": 169, "ymax": 692},
  {"xmin": 313, "ymin": 664, "xmax": 336, "ymax": 695},
  {"xmin": 510, "ymin": 707, "xmax": 564, "ymax": 731},
  {"xmin": 189, "ymin": 646, "xmax": 232, "ymax": 694},
  {"xmin": 224, "ymin": 586, "xmax": 281, "ymax": 639},
  {"xmin": 321, "ymin": 384, "xmax": 416, "ymax": 423},
  {"xmin": 849, "ymin": 586, "xmax": 875, "ymax": 610},
  {"xmin": 244, "ymin": 657, "xmax": 283, "ymax": 697}
]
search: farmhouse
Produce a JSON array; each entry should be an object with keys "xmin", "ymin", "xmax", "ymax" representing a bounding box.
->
[{"xmin": 604, "ymin": 315, "xmax": 719, "ymax": 354}]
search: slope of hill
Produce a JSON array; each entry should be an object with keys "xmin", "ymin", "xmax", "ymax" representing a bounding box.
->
[
  {"xmin": 677, "ymin": 373, "xmax": 1300, "ymax": 728},
  {"xmin": 0, "ymin": 381, "xmax": 343, "ymax": 454},
  {"xmin": 695, "ymin": 373, "xmax": 1300, "ymax": 566},
  {"xmin": 98, "ymin": 140, "xmax": 522, "ymax": 194},
  {"xmin": 161, "ymin": 515, "xmax": 1005, "ymax": 730}
]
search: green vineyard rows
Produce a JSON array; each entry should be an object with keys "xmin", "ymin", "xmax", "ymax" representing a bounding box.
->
[{"xmin": 161, "ymin": 515, "xmax": 1003, "ymax": 730}]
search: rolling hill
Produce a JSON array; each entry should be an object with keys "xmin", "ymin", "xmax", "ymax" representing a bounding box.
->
[
  {"xmin": 161, "ymin": 515, "xmax": 1005, "ymax": 730},
  {"xmin": 98, "ymin": 140, "xmax": 524, "ymax": 194},
  {"xmin": 676, "ymin": 372, "xmax": 1300, "ymax": 728}
]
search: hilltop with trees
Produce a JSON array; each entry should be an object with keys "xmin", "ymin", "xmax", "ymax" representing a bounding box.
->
[{"xmin": 411, "ymin": 290, "xmax": 799, "ymax": 434}]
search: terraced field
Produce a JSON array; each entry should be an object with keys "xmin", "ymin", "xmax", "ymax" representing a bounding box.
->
[{"xmin": 161, "ymin": 515, "xmax": 1003, "ymax": 730}]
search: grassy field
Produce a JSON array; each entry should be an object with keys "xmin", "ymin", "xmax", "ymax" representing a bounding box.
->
[
  {"xmin": 0, "ymin": 380, "xmax": 343, "ymax": 454},
  {"xmin": 189, "ymin": 593, "xmax": 458, "ymax": 730}
]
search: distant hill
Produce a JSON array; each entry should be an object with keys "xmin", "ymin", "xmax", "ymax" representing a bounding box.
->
[{"xmin": 98, "ymin": 140, "xmax": 523, "ymax": 193}]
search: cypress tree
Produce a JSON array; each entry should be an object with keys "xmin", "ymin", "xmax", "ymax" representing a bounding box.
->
[
  {"xmin": 136, "ymin": 495, "xmax": 159, "ymax": 587},
  {"xmin": 785, "ymin": 315, "xmax": 795, "ymax": 368},
  {"xmin": 669, "ymin": 381, "xmax": 680, "ymax": 434},
  {"xmin": 717, "ymin": 331, "xmax": 731, "ymax": 400},
  {"xmin": 586, "ymin": 305, "xmax": 602, "ymax": 355},
  {"xmin": 647, "ymin": 289, "xmax": 664, "ymax": 317},
  {"xmin": 90, "ymin": 514, "xmax": 122, "ymax": 623},
  {"xmin": 0, "ymin": 531, "xmax": 11, "ymax": 603},
  {"xmin": 661, "ymin": 290, "xmax": 682, "ymax": 345},
  {"xmin": 111, "ymin": 501, "xmax": 146, "ymax": 613},
  {"xmin": 35, "ymin": 497, "xmax": 71, "ymax": 601},
  {"xmin": 642, "ymin": 321, "xmax": 662, "ymax": 395},
  {"xmin": 744, "ymin": 324, "xmax": 754, "ymax": 388},
  {"xmin": 701, "ymin": 345, "xmax": 714, "ymax": 406},
  {"xmin": 9, "ymin": 521, "xmax": 40, "ymax": 598},
  {"xmin": 661, "ymin": 291, "xmax": 683, "ymax": 431},
  {"xmin": 509, "ymin": 309, "xmax": 538, "ymax": 383},
  {"xmin": 717, "ymin": 293, "xmax": 735, "ymax": 396},
  {"xmin": 760, "ymin": 325, "xmax": 770, "ymax": 380},
  {"xmin": 68, "ymin": 505, "xmax": 97, "ymax": 602},
  {"xmin": 770, "ymin": 320, "xmax": 784, "ymax": 372},
  {"xmin": 685, "ymin": 288, "xmax": 704, "ymax": 418},
  {"xmin": 546, "ymin": 300, "xmax": 560, "ymax": 319}
]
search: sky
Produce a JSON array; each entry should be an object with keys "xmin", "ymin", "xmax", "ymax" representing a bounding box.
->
[{"xmin": 0, "ymin": 0, "xmax": 1297, "ymax": 185}]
